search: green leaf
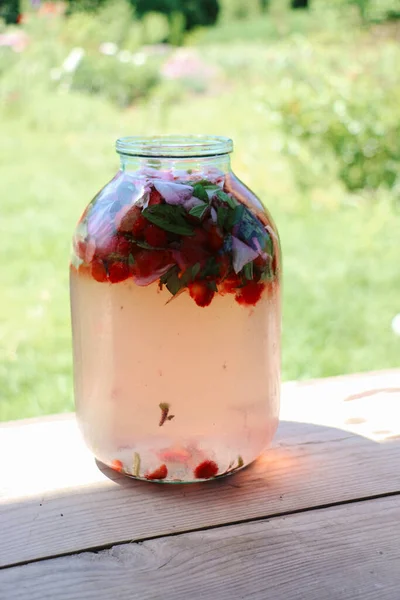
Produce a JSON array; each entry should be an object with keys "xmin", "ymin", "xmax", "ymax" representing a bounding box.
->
[
  {"xmin": 192, "ymin": 183, "xmax": 209, "ymax": 202},
  {"xmin": 226, "ymin": 204, "xmax": 245, "ymax": 231},
  {"xmin": 128, "ymin": 253, "xmax": 135, "ymax": 266},
  {"xmin": 164, "ymin": 268, "xmax": 183, "ymax": 296},
  {"xmin": 189, "ymin": 203, "xmax": 208, "ymax": 220},
  {"xmin": 237, "ymin": 455, "xmax": 244, "ymax": 468},
  {"xmin": 142, "ymin": 205, "xmax": 194, "ymax": 236},
  {"xmin": 217, "ymin": 206, "xmax": 229, "ymax": 230},
  {"xmin": 216, "ymin": 190, "xmax": 238, "ymax": 209},
  {"xmin": 208, "ymin": 281, "xmax": 218, "ymax": 292},
  {"xmin": 243, "ymin": 261, "xmax": 254, "ymax": 281},
  {"xmin": 191, "ymin": 262, "xmax": 201, "ymax": 280}
]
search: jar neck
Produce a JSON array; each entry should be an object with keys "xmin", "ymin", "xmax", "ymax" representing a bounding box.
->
[{"xmin": 119, "ymin": 153, "xmax": 232, "ymax": 175}]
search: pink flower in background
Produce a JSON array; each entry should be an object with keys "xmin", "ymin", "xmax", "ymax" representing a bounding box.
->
[
  {"xmin": 0, "ymin": 32, "xmax": 29, "ymax": 53},
  {"xmin": 161, "ymin": 49, "xmax": 216, "ymax": 82}
]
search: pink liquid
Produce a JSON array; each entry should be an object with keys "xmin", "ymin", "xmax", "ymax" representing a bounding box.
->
[{"xmin": 70, "ymin": 269, "xmax": 280, "ymax": 482}]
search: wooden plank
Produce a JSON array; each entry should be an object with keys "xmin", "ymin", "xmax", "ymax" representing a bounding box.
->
[
  {"xmin": 1, "ymin": 369, "xmax": 399, "ymax": 568},
  {"xmin": 2, "ymin": 495, "xmax": 400, "ymax": 600}
]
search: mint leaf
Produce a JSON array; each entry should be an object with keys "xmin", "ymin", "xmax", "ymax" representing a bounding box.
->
[
  {"xmin": 243, "ymin": 261, "xmax": 254, "ymax": 281},
  {"xmin": 192, "ymin": 183, "xmax": 209, "ymax": 202},
  {"xmin": 189, "ymin": 203, "xmax": 208, "ymax": 220},
  {"xmin": 142, "ymin": 205, "xmax": 194, "ymax": 236},
  {"xmin": 226, "ymin": 204, "xmax": 245, "ymax": 231},
  {"xmin": 163, "ymin": 267, "xmax": 183, "ymax": 295},
  {"xmin": 217, "ymin": 206, "xmax": 229, "ymax": 230},
  {"xmin": 135, "ymin": 240, "xmax": 158, "ymax": 250},
  {"xmin": 180, "ymin": 262, "xmax": 201, "ymax": 287},
  {"xmin": 128, "ymin": 253, "xmax": 135, "ymax": 266},
  {"xmin": 216, "ymin": 190, "xmax": 237, "ymax": 209}
]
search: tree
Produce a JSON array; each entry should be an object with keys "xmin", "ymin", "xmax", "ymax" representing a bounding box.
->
[
  {"xmin": 291, "ymin": 0, "xmax": 309, "ymax": 8},
  {"xmin": 0, "ymin": 0, "xmax": 20, "ymax": 23},
  {"xmin": 132, "ymin": 0, "xmax": 219, "ymax": 30}
]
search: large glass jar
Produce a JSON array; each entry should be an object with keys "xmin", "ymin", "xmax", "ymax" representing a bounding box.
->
[{"xmin": 70, "ymin": 136, "xmax": 281, "ymax": 483}]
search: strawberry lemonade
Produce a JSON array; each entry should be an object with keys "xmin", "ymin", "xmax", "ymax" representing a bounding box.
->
[{"xmin": 70, "ymin": 136, "xmax": 281, "ymax": 483}]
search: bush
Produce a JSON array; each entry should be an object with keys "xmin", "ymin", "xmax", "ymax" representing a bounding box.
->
[
  {"xmin": 70, "ymin": 53, "xmax": 161, "ymax": 107},
  {"xmin": 263, "ymin": 39, "xmax": 400, "ymax": 196},
  {"xmin": 0, "ymin": 0, "xmax": 19, "ymax": 24},
  {"xmin": 132, "ymin": 0, "xmax": 219, "ymax": 30}
]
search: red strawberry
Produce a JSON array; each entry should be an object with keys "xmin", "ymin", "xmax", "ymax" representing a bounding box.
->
[
  {"xmin": 188, "ymin": 281, "xmax": 215, "ymax": 307},
  {"xmin": 144, "ymin": 224, "xmax": 168, "ymax": 247},
  {"xmin": 108, "ymin": 261, "xmax": 131, "ymax": 284},
  {"xmin": 132, "ymin": 213, "xmax": 148, "ymax": 238},
  {"xmin": 110, "ymin": 459, "xmax": 123, "ymax": 473},
  {"xmin": 145, "ymin": 464, "xmax": 168, "ymax": 480},
  {"xmin": 207, "ymin": 225, "xmax": 224, "ymax": 252},
  {"xmin": 115, "ymin": 236, "xmax": 132, "ymax": 258},
  {"xmin": 116, "ymin": 205, "xmax": 141, "ymax": 233},
  {"xmin": 235, "ymin": 281, "xmax": 265, "ymax": 306},
  {"xmin": 149, "ymin": 188, "xmax": 163, "ymax": 205},
  {"xmin": 133, "ymin": 250, "xmax": 172, "ymax": 280},
  {"xmin": 91, "ymin": 258, "xmax": 108, "ymax": 282},
  {"xmin": 220, "ymin": 273, "xmax": 241, "ymax": 294},
  {"xmin": 254, "ymin": 254, "xmax": 267, "ymax": 268},
  {"xmin": 194, "ymin": 460, "xmax": 218, "ymax": 479}
]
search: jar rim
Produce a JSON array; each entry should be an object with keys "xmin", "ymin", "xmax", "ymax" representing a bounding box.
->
[{"xmin": 115, "ymin": 135, "xmax": 233, "ymax": 158}]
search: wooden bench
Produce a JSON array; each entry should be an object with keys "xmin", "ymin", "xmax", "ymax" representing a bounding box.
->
[{"xmin": 1, "ymin": 369, "xmax": 400, "ymax": 599}]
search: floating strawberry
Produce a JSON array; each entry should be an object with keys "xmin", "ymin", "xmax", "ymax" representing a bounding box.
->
[
  {"xmin": 188, "ymin": 281, "xmax": 215, "ymax": 307},
  {"xmin": 145, "ymin": 464, "xmax": 168, "ymax": 480},
  {"xmin": 108, "ymin": 261, "xmax": 131, "ymax": 284},
  {"xmin": 91, "ymin": 258, "xmax": 108, "ymax": 282},
  {"xmin": 134, "ymin": 250, "xmax": 173, "ymax": 280},
  {"xmin": 235, "ymin": 281, "xmax": 265, "ymax": 306},
  {"xmin": 194, "ymin": 460, "xmax": 218, "ymax": 479},
  {"xmin": 110, "ymin": 459, "xmax": 123, "ymax": 473},
  {"xmin": 144, "ymin": 224, "xmax": 168, "ymax": 247},
  {"xmin": 115, "ymin": 236, "xmax": 132, "ymax": 258},
  {"xmin": 220, "ymin": 273, "xmax": 241, "ymax": 294},
  {"xmin": 132, "ymin": 213, "xmax": 148, "ymax": 238},
  {"xmin": 148, "ymin": 188, "xmax": 163, "ymax": 206},
  {"xmin": 116, "ymin": 205, "xmax": 141, "ymax": 233}
]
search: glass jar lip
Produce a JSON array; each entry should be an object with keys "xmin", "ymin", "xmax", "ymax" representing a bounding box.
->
[{"xmin": 116, "ymin": 135, "xmax": 233, "ymax": 158}]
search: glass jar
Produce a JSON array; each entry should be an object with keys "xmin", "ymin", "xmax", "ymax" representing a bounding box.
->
[{"xmin": 70, "ymin": 135, "xmax": 281, "ymax": 483}]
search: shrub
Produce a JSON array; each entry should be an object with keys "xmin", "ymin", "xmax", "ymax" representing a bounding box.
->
[{"xmin": 70, "ymin": 53, "xmax": 161, "ymax": 107}]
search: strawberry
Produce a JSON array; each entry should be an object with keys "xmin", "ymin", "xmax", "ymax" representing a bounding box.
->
[
  {"xmin": 108, "ymin": 261, "xmax": 131, "ymax": 284},
  {"xmin": 180, "ymin": 230, "xmax": 211, "ymax": 268},
  {"xmin": 188, "ymin": 281, "xmax": 215, "ymax": 307},
  {"xmin": 254, "ymin": 254, "xmax": 267, "ymax": 268},
  {"xmin": 235, "ymin": 281, "xmax": 265, "ymax": 306},
  {"xmin": 145, "ymin": 464, "xmax": 168, "ymax": 480},
  {"xmin": 133, "ymin": 250, "xmax": 172, "ymax": 279},
  {"xmin": 144, "ymin": 224, "xmax": 168, "ymax": 247},
  {"xmin": 194, "ymin": 460, "xmax": 219, "ymax": 479},
  {"xmin": 220, "ymin": 273, "xmax": 241, "ymax": 294},
  {"xmin": 116, "ymin": 205, "xmax": 141, "ymax": 233},
  {"xmin": 110, "ymin": 459, "xmax": 123, "ymax": 473},
  {"xmin": 115, "ymin": 236, "xmax": 132, "ymax": 258},
  {"xmin": 132, "ymin": 213, "xmax": 148, "ymax": 238},
  {"xmin": 149, "ymin": 188, "xmax": 163, "ymax": 205},
  {"xmin": 207, "ymin": 225, "xmax": 224, "ymax": 252},
  {"xmin": 158, "ymin": 447, "xmax": 191, "ymax": 464},
  {"xmin": 91, "ymin": 258, "xmax": 108, "ymax": 282}
]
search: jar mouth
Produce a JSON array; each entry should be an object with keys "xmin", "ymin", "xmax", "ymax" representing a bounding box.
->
[{"xmin": 115, "ymin": 135, "xmax": 233, "ymax": 158}]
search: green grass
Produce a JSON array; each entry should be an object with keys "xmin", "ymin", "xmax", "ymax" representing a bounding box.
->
[{"xmin": 1, "ymin": 23, "xmax": 399, "ymax": 421}]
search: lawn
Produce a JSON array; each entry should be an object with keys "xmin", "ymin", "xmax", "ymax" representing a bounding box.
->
[{"xmin": 1, "ymin": 11, "xmax": 399, "ymax": 421}]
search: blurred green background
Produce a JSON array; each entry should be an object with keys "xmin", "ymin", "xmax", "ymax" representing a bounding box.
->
[{"xmin": 1, "ymin": 0, "xmax": 399, "ymax": 420}]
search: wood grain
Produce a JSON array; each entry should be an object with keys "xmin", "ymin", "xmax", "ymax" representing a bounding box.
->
[
  {"xmin": 1, "ymin": 370, "xmax": 399, "ymax": 568},
  {"xmin": 2, "ymin": 495, "xmax": 400, "ymax": 600}
]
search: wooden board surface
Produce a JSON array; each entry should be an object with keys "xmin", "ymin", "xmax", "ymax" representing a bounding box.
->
[
  {"xmin": 2, "ymin": 494, "xmax": 400, "ymax": 600},
  {"xmin": 1, "ymin": 369, "xmax": 399, "ymax": 568}
]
